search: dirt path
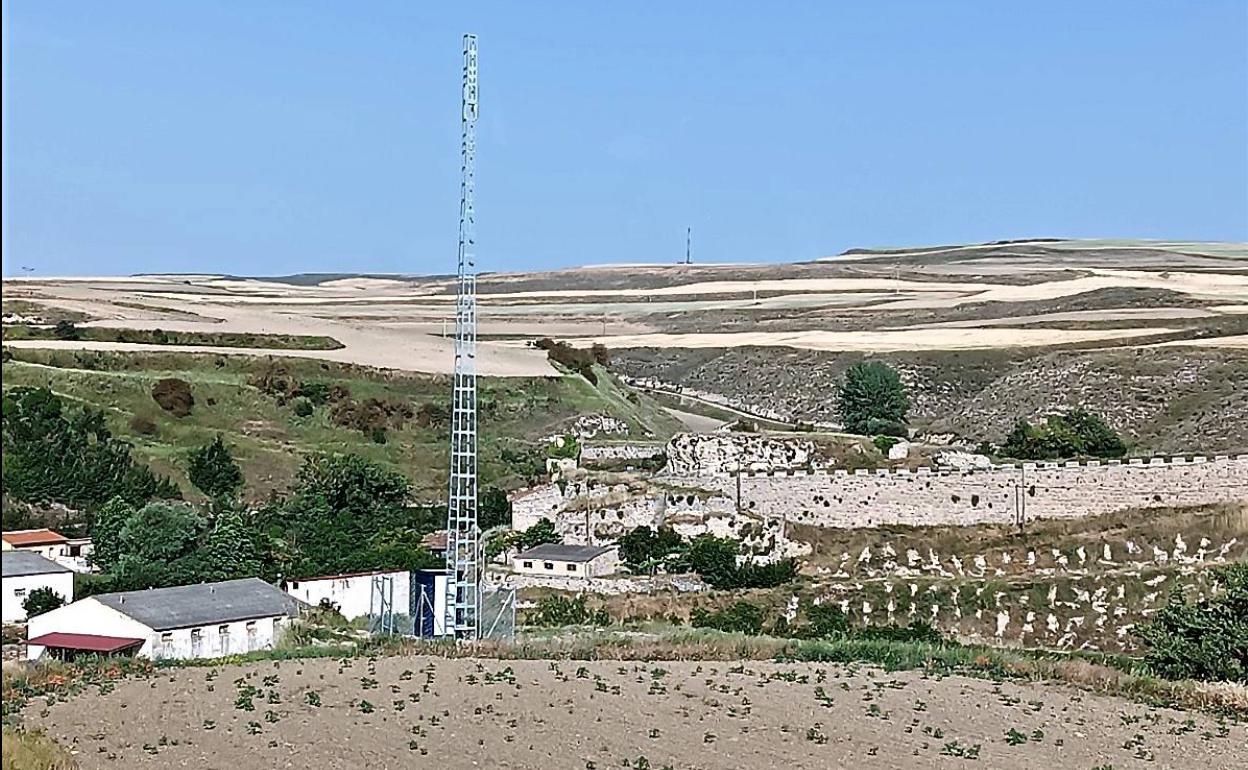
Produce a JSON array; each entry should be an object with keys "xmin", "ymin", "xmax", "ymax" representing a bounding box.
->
[{"xmin": 28, "ymin": 657, "xmax": 1246, "ymax": 769}]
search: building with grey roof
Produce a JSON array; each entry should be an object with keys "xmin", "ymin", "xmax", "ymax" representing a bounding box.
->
[
  {"xmin": 2, "ymin": 551, "xmax": 74, "ymax": 623},
  {"xmin": 512, "ymin": 543, "xmax": 619, "ymax": 579},
  {"xmin": 26, "ymin": 577, "xmax": 301, "ymax": 662}
]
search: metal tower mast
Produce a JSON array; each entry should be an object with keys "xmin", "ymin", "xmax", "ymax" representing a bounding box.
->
[{"xmin": 444, "ymin": 33, "xmax": 480, "ymax": 640}]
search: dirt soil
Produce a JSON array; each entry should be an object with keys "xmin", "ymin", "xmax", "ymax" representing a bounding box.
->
[{"xmin": 28, "ymin": 656, "xmax": 1246, "ymax": 769}]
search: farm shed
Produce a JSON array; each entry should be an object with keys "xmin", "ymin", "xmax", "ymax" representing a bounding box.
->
[
  {"xmin": 2, "ymin": 551, "xmax": 74, "ymax": 623},
  {"xmin": 27, "ymin": 577, "xmax": 300, "ymax": 662},
  {"xmin": 283, "ymin": 569, "xmax": 450, "ymax": 637},
  {"xmin": 512, "ymin": 543, "xmax": 619, "ymax": 578}
]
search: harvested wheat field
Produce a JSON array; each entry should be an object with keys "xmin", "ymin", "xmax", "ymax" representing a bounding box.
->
[{"xmin": 27, "ymin": 656, "xmax": 1246, "ymax": 769}]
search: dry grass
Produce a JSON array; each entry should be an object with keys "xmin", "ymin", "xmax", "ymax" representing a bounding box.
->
[{"xmin": 1, "ymin": 727, "xmax": 77, "ymax": 770}]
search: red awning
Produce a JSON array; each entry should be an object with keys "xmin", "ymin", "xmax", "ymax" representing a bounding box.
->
[{"xmin": 27, "ymin": 632, "xmax": 144, "ymax": 653}]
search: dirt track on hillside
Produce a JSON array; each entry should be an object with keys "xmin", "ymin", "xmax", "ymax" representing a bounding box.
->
[{"xmin": 28, "ymin": 657, "xmax": 1247, "ymax": 769}]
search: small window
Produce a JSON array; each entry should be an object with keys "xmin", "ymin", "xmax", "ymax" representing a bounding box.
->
[
  {"xmin": 218, "ymin": 625, "xmax": 229, "ymax": 635},
  {"xmin": 190, "ymin": 628, "xmax": 202, "ymax": 639},
  {"xmin": 290, "ymin": 581, "xmax": 299, "ymax": 590},
  {"xmin": 245, "ymin": 621, "xmax": 257, "ymax": 631},
  {"xmin": 522, "ymin": 561, "xmax": 532, "ymax": 569},
  {"xmin": 566, "ymin": 563, "xmax": 577, "ymax": 572},
  {"xmin": 160, "ymin": 632, "xmax": 173, "ymax": 643},
  {"xmin": 13, "ymin": 588, "xmax": 26, "ymax": 598},
  {"xmin": 543, "ymin": 562, "xmax": 554, "ymax": 571}
]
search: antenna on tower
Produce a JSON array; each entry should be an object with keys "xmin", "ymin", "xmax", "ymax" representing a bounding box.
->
[
  {"xmin": 444, "ymin": 33, "xmax": 481, "ymax": 641},
  {"xmin": 685, "ymin": 227, "xmax": 692, "ymax": 265}
]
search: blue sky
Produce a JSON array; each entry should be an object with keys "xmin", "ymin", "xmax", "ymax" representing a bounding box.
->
[{"xmin": 3, "ymin": 1, "xmax": 1246, "ymax": 277}]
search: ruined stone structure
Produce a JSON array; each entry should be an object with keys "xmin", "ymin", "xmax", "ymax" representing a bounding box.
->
[
  {"xmin": 665, "ymin": 433, "xmax": 823, "ymax": 475},
  {"xmin": 579, "ymin": 442, "xmax": 666, "ymax": 463}
]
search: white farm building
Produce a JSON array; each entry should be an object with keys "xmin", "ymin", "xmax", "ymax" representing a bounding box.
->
[
  {"xmin": 284, "ymin": 569, "xmax": 450, "ymax": 637},
  {"xmin": 2, "ymin": 551, "xmax": 74, "ymax": 623},
  {"xmin": 512, "ymin": 543, "xmax": 619, "ymax": 579},
  {"xmin": 27, "ymin": 577, "xmax": 300, "ymax": 662}
]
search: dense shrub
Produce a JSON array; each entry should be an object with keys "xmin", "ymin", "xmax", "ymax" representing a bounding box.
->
[
  {"xmin": 478, "ymin": 486, "xmax": 511, "ymax": 530},
  {"xmin": 1135, "ymin": 562, "xmax": 1247, "ymax": 682},
  {"xmin": 691, "ymin": 601, "xmax": 765, "ymax": 635},
  {"xmin": 803, "ymin": 603, "xmax": 850, "ymax": 638},
  {"xmin": 1001, "ymin": 409, "xmax": 1127, "ymax": 460},
  {"xmin": 291, "ymin": 397, "xmax": 314, "ymax": 417},
  {"xmin": 684, "ymin": 535, "xmax": 797, "ymax": 590},
  {"xmin": 187, "ymin": 435, "xmax": 244, "ymax": 499},
  {"xmin": 618, "ymin": 526, "xmax": 685, "ymax": 573},
  {"xmin": 872, "ymin": 435, "xmax": 900, "ymax": 454},
  {"xmin": 151, "ymin": 377, "xmax": 194, "ymax": 417},
  {"xmin": 855, "ymin": 621, "xmax": 945, "ymax": 645},
  {"xmin": 330, "ymin": 396, "xmax": 414, "ymax": 441},
  {"xmin": 837, "ymin": 361, "xmax": 909, "ymax": 436},
  {"xmin": 534, "ymin": 338, "xmax": 600, "ymax": 383},
  {"xmin": 2, "ymin": 387, "xmax": 179, "ymax": 510},
  {"xmin": 53, "ymin": 320, "xmax": 80, "ymax": 340},
  {"xmin": 526, "ymin": 595, "xmax": 609, "ymax": 627},
  {"xmin": 129, "ymin": 414, "xmax": 158, "ymax": 436},
  {"xmin": 21, "ymin": 586, "xmax": 65, "ymax": 618}
]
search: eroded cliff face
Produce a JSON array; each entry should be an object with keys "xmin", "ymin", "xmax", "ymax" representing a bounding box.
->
[{"xmin": 664, "ymin": 433, "xmax": 825, "ymax": 475}]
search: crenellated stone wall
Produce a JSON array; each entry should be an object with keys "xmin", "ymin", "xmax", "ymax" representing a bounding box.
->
[{"xmin": 663, "ymin": 455, "xmax": 1248, "ymax": 529}]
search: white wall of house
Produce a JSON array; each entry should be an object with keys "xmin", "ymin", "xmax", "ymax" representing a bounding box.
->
[
  {"xmin": 2, "ymin": 571, "xmax": 74, "ymax": 623},
  {"xmin": 27, "ymin": 599, "xmax": 153, "ymax": 657},
  {"xmin": 285, "ymin": 571, "xmax": 411, "ymax": 621},
  {"xmin": 26, "ymin": 598, "xmax": 290, "ymax": 661},
  {"xmin": 511, "ymin": 550, "xmax": 620, "ymax": 579},
  {"xmin": 7, "ymin": 543, "xmax": 68, "ymax": 560}
]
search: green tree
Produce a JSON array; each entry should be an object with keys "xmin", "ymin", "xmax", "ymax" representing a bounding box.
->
[
  {"xmin": 618, "ymin": 526, "xmax": 686, "ymax": 573},
  {"xmin": 684, "ymin": 535, "xmax": 740, "ymax": 588},
  {"xmin": 188, "ymin": 507, "xmax": 270, "ymax": 582},
  {"xmin": 515, "ymin": 518, "xmax": 560, "ymax": 551},
  {"xmin": 89, "ymin": 496, "xmax": 138, "ymax": 571},
  {"xmin": 836, "ymin": 361, "xmax": 909, "ymax": 436},
  {"xmin": 479, "ymin": 486, "xmax": 512, "ymax": 530},
  {"xmin": 691, "ymin": 601, "xmax": 765, "ymax": 635},
  {"xmin": 258, "ymin": 453, "xmax": 417, "ymax": 577},
  {"xmin": 1001, "ymin": 409, "xmax": 1126, "ymax": 460},
  {"xmin": 21, "ymin": 586, "xmax": 66, "ymax": 617},
  {"xmin": 187, "ymin": 434, "xmax": 245, "ymax": 499},
  {"xmin": 1136, "ymin": 563, "xmax": 1247, "ymax": 682},
  {"xmin": 118, "ymin": 501, "xmax": 207, "ymax": 564},
  {"xmin": 2, "ymin": 387, "xmax": 179, "ymax": 510}
]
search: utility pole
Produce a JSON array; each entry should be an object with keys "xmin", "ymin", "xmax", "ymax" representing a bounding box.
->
[
  {"xmin": 444, "ymin": 33, "xmax": 481, "ymax": 641},
  {"xmin": 685, "ymin": 227, "xmax": 692, "ymax": 265}
]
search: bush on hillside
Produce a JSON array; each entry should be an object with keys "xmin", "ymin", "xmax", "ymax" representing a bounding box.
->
[
  {"xmin": 1001, "ymin": 409, "xmax": 1127, "ymax": 460},
  {"xmin": 691, "ymin": 601, "xmax": 765, "ymax": 635},
  {"xmin": 291, "ymin": 397, "xmax": 314, "ymax": 417},
  {"xmin": 525, "ymin": 595, "xmax": 609, "ymax": 627},
  {"xmin": 129, "ymin": 414, "xmax": 158, "ymax": 436},
  {"xmin": 151, "ymin": 377, "xmax": 194, "ymax": 417},
  {"xmin": 534, "ymin": 338, "xmax": 600, "ymax": 384},
  {"xmin": 1135, "ymin": 562, "xmax": 1247, "ymax": 682},
  {"xmin": 836, "ymin": 361, "xmax": 909, "ymax": 436},
  {"xmin": 187, "ymin": 434, "xmax": 244, "ymax": 499}
]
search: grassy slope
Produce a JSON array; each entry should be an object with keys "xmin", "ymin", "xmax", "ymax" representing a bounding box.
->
[{"xmin": 1, "ymin": 349, "xmax": 681, "ymax": 502}]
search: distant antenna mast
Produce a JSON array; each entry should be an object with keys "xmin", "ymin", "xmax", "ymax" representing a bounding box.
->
[
  {"xmin": 444, "ymin": 33, "xmax": 480, "ymax": 641},
  {"xmin": 685, "ymin": 227, "xmax": 692, "ymax": 265}
]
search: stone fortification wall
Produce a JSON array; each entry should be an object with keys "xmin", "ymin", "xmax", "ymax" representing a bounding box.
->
[
  {"xmin": 663, "ymin": 455, "xmax": 1248, "ymax": 529},
  {"xmin": 580, "ymin": 443, "xmax": 667, "ymax": 463}
]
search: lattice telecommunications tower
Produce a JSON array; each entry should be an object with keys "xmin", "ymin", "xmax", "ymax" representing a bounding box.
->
[{"xmin": 444, "ymin": 33, "xmax": 480, "ymax": 640}]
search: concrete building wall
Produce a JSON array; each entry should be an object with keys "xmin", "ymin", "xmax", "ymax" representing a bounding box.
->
[
  {"xmin": 2, "ymin": 571, "xmax": 74, "ymax": 623},
  {"xmin": 512, "ymin": 549, "xmax": 619, "ymax": 579},
  {"xmin": 285, "ymin": 571, "xmax": 411, "ymax": 621},
  {"xmin": 26, "ymin": 598, "xmax": 289, "ymax": 661},
  {"xmin": 27, "ymin": 599, "xmax": 154, "ymax": 658}
]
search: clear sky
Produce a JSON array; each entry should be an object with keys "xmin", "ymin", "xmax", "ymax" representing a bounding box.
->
[{"xmin": 3, "ymin": 1, "xmax": 1246, "ymax": 277}]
